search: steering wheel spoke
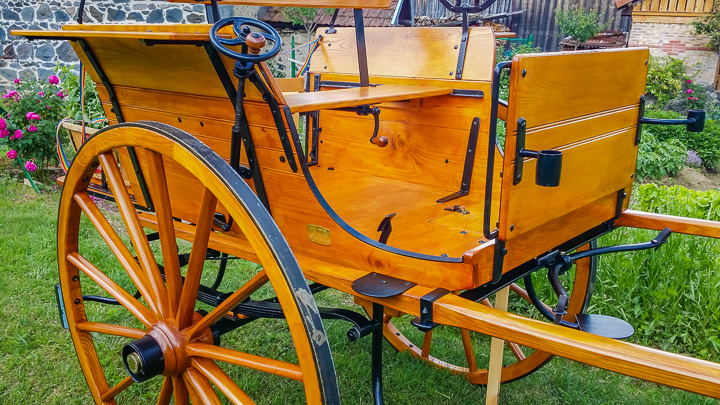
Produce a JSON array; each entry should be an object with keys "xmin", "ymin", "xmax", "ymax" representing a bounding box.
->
[{"xmin": 210, "ymin": 17, "xmax": 282, "ymax": 63}]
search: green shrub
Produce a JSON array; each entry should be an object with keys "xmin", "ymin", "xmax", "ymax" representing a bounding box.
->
[
  {"xmin": 554, "ymin": 5, "xmax": 606, "ymax": 49},
  {"xmin": 645, "ymin": 56, "xmax": 686, "ymax": 107},
  {"xmin": 644, "ymin": 109, "xmax": 720, "ymax": 170},
  {"xmin": 692, "ymin": 1, "xmax": 720, "ymax": 51},
  {"xmin": 636, "ymin": 130, "xmax": 686, "ymax": 180},
  {"xmin": 594, "ymin": 184, "xmax": 720, "ymax": 361},
  {"xmin": 55, "ymin": 65, "xmax": 106, "ymax": 128}
]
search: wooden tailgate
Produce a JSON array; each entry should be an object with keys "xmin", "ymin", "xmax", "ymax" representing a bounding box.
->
[{"xmin": 499, "ymin": 48, "xmax": 649, "ymax": 247}]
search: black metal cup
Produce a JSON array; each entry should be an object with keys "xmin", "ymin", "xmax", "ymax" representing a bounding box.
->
[{"xmin": 535, "ymin": 149, "xmax": 563, "ymax": 187}]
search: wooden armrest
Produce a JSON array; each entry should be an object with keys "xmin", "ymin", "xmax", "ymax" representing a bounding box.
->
[{"xmin": 284, "ymin": 85, "xmax": 453, "ymax": 114}]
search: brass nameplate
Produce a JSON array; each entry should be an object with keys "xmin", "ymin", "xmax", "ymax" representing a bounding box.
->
[{"xmin": 307, "ymin": 225, "xmax": 332, "ymax": 246}]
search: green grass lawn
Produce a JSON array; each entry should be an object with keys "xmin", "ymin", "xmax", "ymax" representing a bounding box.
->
[{"xmin": 0, "ymin": 175, "xmax": 717, "ymax": 404}]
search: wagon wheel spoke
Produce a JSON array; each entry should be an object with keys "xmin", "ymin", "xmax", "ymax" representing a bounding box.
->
[
  {"xmin": 421, "ymin": 329, "xmax": 434, "ymax": 358},
  {"xmin": 186, "ymin": 269, "xmax": 269, "ymax": 340},
  {"xmin": 191, "ymin": 357, "xmax": 255, "ymax": 404},
  {"xmin": 157, "ymin": 377, "xmax": 173, "ymax": 405},
  {"xmin": 74, "ymin": 191, "xmax": 157, "ymax": 310},
  {"xmin": 176, "ymin": 187, "xmax": 218, "ymax": 329},
  {"xmin": 172, "ymin": 376, "xmax": 189, "ymax": 405},
  {"xmin": 184, "ymin": 367, "xmax": 223, "ymax": 405},
  {"xmin": 145, "ymin": 150, "xmax": 183, "ymax": 315},
  {"xmin": 100, "ymin": 152, "xmax": 170, "ymax": 318},
  {"xmin": 186, "ymin": 343, "xmax": 303, "ymax": 381},
  {"xmin": 75, "ymin": 322, "xmax": 146, "ymax": 339},
  {"xmin": 68, "ymin": 252, "xmax": 156, "ymax": 327},
  {"xmin": 459, "ymin": 328, "xmax": 478, "ymax": 372},
  {"xmin": 509, "ymin": 282, "xmax": 553, "ymax": 312},
  {"xmin": 100, "ymin": 376, "xmax": 134, "ymax": 402}
]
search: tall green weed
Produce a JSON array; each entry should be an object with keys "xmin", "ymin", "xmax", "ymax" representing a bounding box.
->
[{"xmin": 593, "ymin": 184, "xmax": 720, "ymax": 361}]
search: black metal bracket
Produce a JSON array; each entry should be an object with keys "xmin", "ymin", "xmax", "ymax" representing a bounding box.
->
[
  {"xmin": 351, "ymin": 272, "xmax": 416, "ymax": 298},
  {"xmin": 513, "ymin": 117, "xmax": 563, "ymax": 187},
  {"xmin": 635, "ymin": 95, "xmax": 646, "ymax": 145},
  {"xmin": 451, "ymin": 89, "xmax": 484, "ymax": 98},
  {"xmin": 512, "ymin": 117, "xmax": 528, "ymax": 185},
  {"xmin": 308, "ymin": 74, "xmax": 322, "ymax": 166},
  {"xmin": 491, "ymin": 240, "xmax": 507, "ymax": 283},
  {"xmin": 205, "ymin": 0, "xmax": 221, "ymax": 24},
  {"xmin": 353, "ymin": 9, "xmax": 370, "ymax": 87},
  {"xmin": 320, "ymin": 80, "xmax": 379, "ymax": 89},
  {"xmin": 325, "ymin": 9, "xmax": 340, "ymax": 34},
  {"xmin": 410, "ymin": 288, "xmax": 451, "ymax": 332},
  {"xmin": 77, "ymin": 0, "xmax": 87, "ymax": 24},
  {"xmin": 54, "ymin": 283, "xmax": 70, "ymax": 329},
  {"xmin": 614, "ymin": 189, "xmax": 627, "ymax": 220},
  {"xmin": 483, "ymin": 61, "xmax": 512, "ymax": 240},
  {"xmin": 377, "ymin": 213, "xmax": 396, "ymax": 244},
  {"xmin": 455, "ymin": 10, "xmax": 470, "ymax": 80},
  {"xmin": 437, "ymin": 117, "xmax": 480, "ymax": 203},
  {"xmin": 640, "ymin": 107, "xmax": 706, "ymax": 133}
]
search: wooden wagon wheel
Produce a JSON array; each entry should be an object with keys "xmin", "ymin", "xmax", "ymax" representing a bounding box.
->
[
  {"xmin": 57, "ymin": 122, "xmax": 339, "ymax": 404},
  {"xmin": 363, "ymin": 246, "xmax": 597, "ymax": 385}
]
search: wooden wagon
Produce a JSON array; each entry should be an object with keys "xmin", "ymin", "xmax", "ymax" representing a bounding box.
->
[{"xmin": 14, "ymin": 0, "xmax": 719, "ymax": 403}]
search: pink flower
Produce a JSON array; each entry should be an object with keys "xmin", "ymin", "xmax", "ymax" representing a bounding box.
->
[
  {"xmin": 688, "ymin": 96, "xmax": 693, "ymax": 100},
  {"xmin": 0, "ymin": 129, "xmax": 8, "ymax": 138},
  {"xmin": 687, "ymin": 89, "xmax": 694, "ymax": 94},
  {"xmin": 6, "ymin": 150, "xmax": 17, "ymax": 159},
  {"xmin": 0, "ymin": 118, "xmax": 5, "ymax": 130},
  {"xmin": 25, "ymin": 160, "xmax": 37, "ymax": 172},
  {"xmin": 694, "ymin": 97, "xmax": 699, "ymax": 101},
  {"xmin": 46, "ymin": 106, "xmax": 51, "ymax": 109},
  {"xmin": 26, "ymin": 112, "xmax": 40, "ymax": 120},
  {"xmin": 57, "ymin": 91, "xmax": 65, "ymax": 99},
  {"xmin": 37, "ymin": 91, "xmax": 44, "ymax": 96},
  {"xmin": 28, "ymin": 125, "xmax": 37, "ymax": 133},
  {"xmin": 48, "ymin": 75, "xmax": 60, "ymax": 85},
  {"xmin": 14, "ymin": 129, "xmax": 22, "ymax": 139},
  {"xmin": 13, "ymin": 78, "xmax": 20, "ymax": 84},
  {"xmin": 687, "ymin": 79, "xmax": 692, "ymax": 84}
]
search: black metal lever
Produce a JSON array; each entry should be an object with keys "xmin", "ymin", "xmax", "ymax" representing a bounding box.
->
[{"xmin": 640, "ymin": 109, "xmax": 705, "ymax": 133}]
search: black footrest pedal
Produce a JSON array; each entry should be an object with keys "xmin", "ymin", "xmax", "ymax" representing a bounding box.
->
[{"xmin": 575, "ymin": 314, "xmax": 634, "ymax": 339}]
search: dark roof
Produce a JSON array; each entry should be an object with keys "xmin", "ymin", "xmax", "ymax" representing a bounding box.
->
[{"xmin": 258, "ymin": 2, "xmax": 399, "ymax": 28}]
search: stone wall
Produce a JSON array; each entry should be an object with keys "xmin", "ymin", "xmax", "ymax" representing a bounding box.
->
[
  {"xmin": 629, "ymin": 22, "xmax": 719, "ymax": 86},
  {"xmin": 0, "ymin": 1, "xmax": 219, "ymax": 90},
  {"xmin": 1, "ymin": 2, "xmax": 313, "ymax": 90}
]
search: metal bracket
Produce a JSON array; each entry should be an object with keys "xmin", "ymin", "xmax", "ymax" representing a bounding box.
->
[
  {"xmin": 377, "ymin": 213, "xmax": 396, "ymax": 244},
  {"xmin": 54, "ymin": 283, "xmax": 69, "ymax": 329},
  {"xmin": 437, "ymin": 117, "xmax": 480, "ymax": 203},
  {"xmin": 451, "ymin": 89, "xmax": 484, "ymax": 98},
  {"xmin": 491, "ymin": 240, "xmax": 507, "ymax": 283},
  {"xmin": 308, "ymin": 74, "xmax": 322, "ymax": 166},
  {"xmin": 614, "ymin": 189, "xmax": 627, "ymax": 220},
  {"xmin": 410, "ymin": 288, "xmax": 451, "ymax": 332},
  {"xmin": 635, "ymin": 95, "xmax": 645, "ymax": 145},
  {"xmin": 455, "ymin": 10, "xmax": 470, "ymax": 80},
  {"xmin": 325, "ymin": 9, "xmax": 340, "ymax": 34},
  {"xmin": 513, "ymin": 117, "xmax": 528, "ymax": 185},
  {"xmin": 351, "ymin": 272, "xmax": 416, "ymax": 298}
]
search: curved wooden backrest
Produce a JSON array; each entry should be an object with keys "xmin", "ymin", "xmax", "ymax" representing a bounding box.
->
[
  {"xmin": 166, "ymin": 0, "xmax": 393, "ymax": 8},
  {"xmin": 498, "ymin": 48, "xmax": 649, "ymax": 270}
]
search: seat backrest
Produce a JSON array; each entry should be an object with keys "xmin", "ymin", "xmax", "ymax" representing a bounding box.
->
[
  {"xmin": 305, "ymin": 27, "xmax": 499, "ymax": 192},
  {"xmin": 498, "ymin": 48, "xmax": 648, "ymax": 263}
]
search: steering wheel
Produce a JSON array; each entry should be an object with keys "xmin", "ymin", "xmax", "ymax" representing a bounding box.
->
[{"xmin": 210, "ymin": 17, "xmax": 282, "ymax": 63}]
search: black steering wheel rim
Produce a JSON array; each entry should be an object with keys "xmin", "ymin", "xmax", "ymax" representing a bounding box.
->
[{"xmin": 210, "ymin": 17, "xmax": 282, "ymax": 63}]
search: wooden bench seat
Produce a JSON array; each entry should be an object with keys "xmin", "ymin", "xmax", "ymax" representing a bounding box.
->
[{"xmin": 284, "ymin": 84, "xmax": 453, "ymax": 113}]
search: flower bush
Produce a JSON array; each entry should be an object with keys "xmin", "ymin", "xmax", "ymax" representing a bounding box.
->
[
  {"xmin": 683, "ymin": 78, "xmax": 704, "ymax": 110},
  {"xmin": 645, "ymin": 56, "xmax": 686, "ymax": 107},
  {"xmin": 0, "ymin": 74, "xmax": 67, "ymax": 169}
]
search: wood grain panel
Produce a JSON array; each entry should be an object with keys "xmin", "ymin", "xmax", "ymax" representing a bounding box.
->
[
  {"xmin": 506, "ymin": 48, "xmax": 648, "ymax": 128},
  {"xmin": 311, "ymin": 27, "xmax": 496, "ymax": 82},
  {"xmin": 167, "ymin": 0, "xmax": 393, "ymax": 8},
  {"xmin": 285, "ymin": 85, "xmax": 453, "ymax": 113}
]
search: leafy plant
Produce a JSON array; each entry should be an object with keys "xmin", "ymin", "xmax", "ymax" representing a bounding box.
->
[
  {"xmin": 645, "ymin": 56, "xmax": 686, "ymax": 107},
  {"xmin": 55, "ymin": 64, "xmax": 106, "ymax": 128},
  {"xmin": 683, "ymin": 78, "xmax": 705, "ymax": 110},
  {"xmin": 692, "ymin": 1, "xmax": 720, "ymax": 51},
  {"xmin": 0, "ymin": 75, "xmax": 67, "ymax": 170},
  {"xmin": 282, "ymin": 7, "xmax": 332, "ymax": 42},
  {"xmin": 635, "ymin": 130, "xmax": 686, "ymax": 180},
  {"xmin": 554, "ymin": 5, "xmax": 606, "ymax": 50},
  {"xmin": 644, "ymin": 109, "xmax": 720, "ymax": 170}
]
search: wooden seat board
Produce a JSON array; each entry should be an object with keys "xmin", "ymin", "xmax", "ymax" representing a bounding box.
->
[{"xmin": 284, "ymin": 85, "xmax": 453, "ymax": 113}]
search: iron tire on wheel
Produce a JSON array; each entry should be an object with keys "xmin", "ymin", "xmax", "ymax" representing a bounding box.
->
[{"xmin": 57, "ymin": 122, "xmax": 339, "ymax": 404}]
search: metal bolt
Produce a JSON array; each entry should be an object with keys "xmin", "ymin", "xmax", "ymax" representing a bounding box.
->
[
  {"xmin": 445, "ymin": 159, "xmax": 450, "ymax": 163},
  {"xmin": 82, "ymin": 177, "xmax": 90, "ymax": 182},
  {"xmin": 461, "ymin": 231, "xmax": 467, "ymax": 234},
  {"xmin": 324, "ymin": 65, "xmax": 328, "ymax": 69},
  {"xmin": 279, "ymin": 156, "xmax": 286, "ymax": 163},
  {"xmin": 449, "ymin": 71, "xmax": 454, "ymax": 76},
  {"xmin": 126, "ymin": 352, "xmax": 143, "ymax": 374},
  {"xmin": 510, "ymin": 224, "xmax": 515, "ymax": 231},
  {"xmin": 630, "ymin": 173, "xmax": 635, "ymax": 178},
  {"xmin": 72, "ymin": 275, "xmax": 79, "ymax": 282},
  {"xmin": 454, "ymin": 45, "xmax": 458, "ymax": 49},
  {"xmin": 177, "ymin": 117, "xmax": 182, "ymax": 123},
  {"xmin": 74, "ymin": 298, "xmax": 81, "ymax": 304},
  {"xmin": 522, "ymin": 69, "xmax": 527, "ymax": 77},
  {"xmin": 328, "ymin": 43, "xmax": 332, "ymax": 46},
  {"xmin": 441, "ymin": 253, "xmax": 448, "ymax": 257}
]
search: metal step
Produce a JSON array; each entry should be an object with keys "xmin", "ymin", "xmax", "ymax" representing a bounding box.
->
[{"xmin": 575, "ymin": 314, "xmax": 635, "ymax": 339}]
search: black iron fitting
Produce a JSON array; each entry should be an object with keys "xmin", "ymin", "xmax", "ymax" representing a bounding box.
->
[
  {"xmin": 411, "ymin": 288, "xmax": 451, "ymax": 332},
  {"xmin": 377, "ymin": 213, "xmax": 396, "ymax": 244},
  {"xmin": 437, "ymin": 116, "xmax": 480, "ymax": 203}
]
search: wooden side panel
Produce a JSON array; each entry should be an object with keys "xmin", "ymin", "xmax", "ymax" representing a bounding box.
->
[
  {"xmin": 498, "ymin": 48, "xmax": 648, "ymax": 247},
  {"xmin": 311, "ymin": 27, "xmax": 496, "ymax": 82},
  {"xmin": 505, "ymin": 48, "xmax": 648, "ymax": 128}
]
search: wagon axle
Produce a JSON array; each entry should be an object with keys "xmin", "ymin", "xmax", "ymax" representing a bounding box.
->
[{"xmin": 122, "ymin": 335, "xmax": 164, "ymax": 383}]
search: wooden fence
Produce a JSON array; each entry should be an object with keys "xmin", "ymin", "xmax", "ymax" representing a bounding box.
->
[{"xmin": 632, "ymin": 0, "xmax": 715, "ymax": 23}]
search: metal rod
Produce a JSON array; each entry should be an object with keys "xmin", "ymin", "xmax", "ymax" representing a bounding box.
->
[
  {"xmin": 77, "ymin": 0, "xmax": 87, "ymax": 24},
  {"xmin": 372, "ymin": 302, "xmax": 384, "ymax": 405},
  {"xmin": 353, "ymin": 9, "xmax": 370, "ymax": 87}
]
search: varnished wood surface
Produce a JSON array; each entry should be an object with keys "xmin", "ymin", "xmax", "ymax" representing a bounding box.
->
[
  {"xmin": 13, "ymin": 29, "xmax": 212, "ymax": 41},
  {"xmin": 312, "ymin": 27, "xmax": 496, "ymax": 82},
  {"xmin": 167, "ymin": 0, "xmax": 393, "ymax": 8},
  {"xmin": 616, "ymin": 210, "xmax": 720, "ymax": 238},
  {"xmin": 284, "ymin": 84, "xmax": 453, "ymax": 113}
]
